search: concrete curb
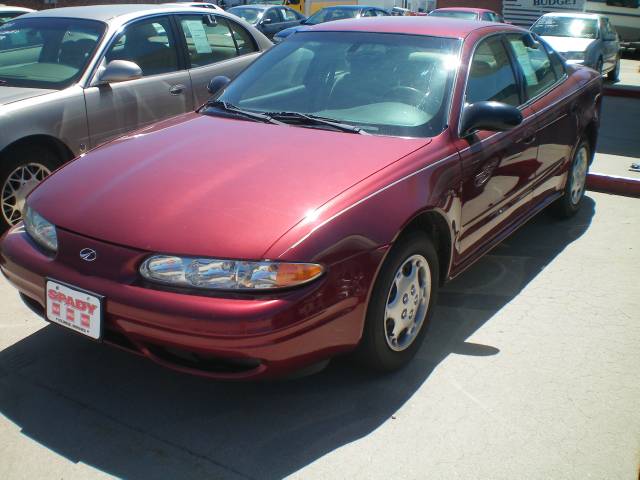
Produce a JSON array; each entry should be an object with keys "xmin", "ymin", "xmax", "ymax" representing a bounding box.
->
[
  {"xmin": 586, "ymin": 172, "xmax": 640, "ymax": 198},
  {"xmin": 602, "ymin": 85, "xmax": 640, "ymax": 99}
]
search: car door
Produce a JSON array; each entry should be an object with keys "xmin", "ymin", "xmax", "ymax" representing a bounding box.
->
[
  {"xmin": 455, "ymin": 34, "xmax": 538, "ymax": 262},
  {"xmin": 505, "ymin": 33, "xmax": 577, "ymax": 204},
  {"xmin": 84, "ymin": 15, "xmax": 194, "ymax": 148},
  {"xmin": 259, "ymin": 8, "xmax": 284, "ymax": 38},
  {"xmin": 176, "ymin": 14, "xmax": 262, "ymax": 107}
]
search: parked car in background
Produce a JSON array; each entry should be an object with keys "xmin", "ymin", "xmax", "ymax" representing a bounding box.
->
[
  {"xmin": 531, "ymin": 12, "xmax": 620, "ymax": 80},
  {"xmin": 0, "ymin": 4, "xmax": 271, "ymax": 232},
  {"xmin": 164, "ymin": 2, "xmax": 224, "ymax": 12},
  {"xmin": 428, "ymin": 7, "xmax": 504, "ymax": 22},
  {"xmin": 273, "ymin": 5, "xmax": 389, "ymax": 42},
  {"xmin": 390, "ymin": 7, "xmax": 411, "ymax": 16},
  {"xmin": 0, "ymin": 5, "xmax": 33, "ymax": 25},
  {"xmin": 0, "ymin": 17, "xmax": 602, "ymax": 380},
  {"xmin": 228, "ymin": 4, "xmax": 304, "ymax": 39}
]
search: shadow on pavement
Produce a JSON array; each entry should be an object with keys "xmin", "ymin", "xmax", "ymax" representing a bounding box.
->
[{"xmin": 0, "ymin": 198, "xmax": 596, "ymax": 480}]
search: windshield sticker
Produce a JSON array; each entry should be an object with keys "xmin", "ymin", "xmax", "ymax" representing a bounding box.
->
[
  {"xmin": 184, "ymin": 20, "xmax": 212, "ymax": 54},
  {"xmin": 510, "ymin": 40, "xmax": 539, "ymax": 86}
]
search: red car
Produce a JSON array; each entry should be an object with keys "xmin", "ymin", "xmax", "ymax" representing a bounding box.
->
[
  {"xmin": 1, "ymin": 17, "xmax": 601, "ymax": 380},
  {"xmin": 429, "ymin": 7, "xmax": 504, "ymax": 23}
]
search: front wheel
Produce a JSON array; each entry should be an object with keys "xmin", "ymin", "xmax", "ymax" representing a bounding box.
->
[
  {"xmin": 552, "ymin": 140, "xmax": 590, "ymax": 219},
  {"xmin": 0, "ymin": 145, "xmax": 59, "ymax": 233},
  {"xmin": 357, "ymin": 232, "xmax": 439, "ymax": 372}
]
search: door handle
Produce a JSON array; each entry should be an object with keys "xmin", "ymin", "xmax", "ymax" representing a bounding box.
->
[{"xmin": 169, "ymin": 84, "xmax": 186, "ymax": 95}]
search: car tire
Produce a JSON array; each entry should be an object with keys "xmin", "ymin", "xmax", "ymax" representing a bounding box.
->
[
  {"xmin": 357, "ymin": 232, "xmax": 439, "ymax": 372},
  {"xmin": 607, "ymin": 56, "xmax": 620, "ymax": 82},
  {"xmin": 552, "ymin": 140, "xmax": 590, "ymax": 219},
  {"xmin": 0, "ymin": 145, "xmax": 59, "ymax": 233}
]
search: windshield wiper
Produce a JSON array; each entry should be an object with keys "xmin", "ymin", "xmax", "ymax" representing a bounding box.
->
[
  {"xmin": 205, "ymin": 100, "xmax": 284, "ymax": 125},
  {"xmin": 267, "ymin": 111, "xmax": 367, "ymax": 134}
]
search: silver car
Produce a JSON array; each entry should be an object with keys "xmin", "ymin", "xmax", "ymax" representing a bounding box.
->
[
  {"xmin": 531, "ymin": 12, "xmax": 620, "ymax": 80},
  {"xmin": 0, "ymin": 4, "xmax": 271, "ymax": 231}
]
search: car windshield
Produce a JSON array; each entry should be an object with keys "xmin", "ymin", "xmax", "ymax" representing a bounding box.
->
[
  {"xmin": 228, "ymin": 7, "xmax": 262, "ymax": 24},
  {"xmin": 531, "ymin": 17, "xmax": 599, "ymax": 39},
  {"xmin": 210, "ymin": 31, "xmax": 461, "ymax": 137},
  {"xmin": 0, "ymin": 17, "xmax": 105, "ymax": 89},
  {"xmin": 304, "ymin": 8, "xmax": 359, "ymax": 25},
  {"xmin": 429, "ymin": 10, "xmax": 478, "ymax": 20}
]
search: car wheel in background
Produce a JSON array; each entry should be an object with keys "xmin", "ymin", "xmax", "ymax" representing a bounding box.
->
[
  {"xmin": 607, "ymin": 56, "xmax": 620, "ymax": 82},
  {"xmin": 357, "ymin": 232, "xmax": 439, "ymax": 372},
  {"xmin": 0, "ymin": 145, "xmax": 59, "ymax": 233},
  {"xmin": 552, "ymin": 140, "xmax": 590, "ymax": 219}
]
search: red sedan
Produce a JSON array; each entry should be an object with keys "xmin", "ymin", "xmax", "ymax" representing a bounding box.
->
[{"xmin": 0, "ymin": 17, "xmax": 601, "ymax": 380}]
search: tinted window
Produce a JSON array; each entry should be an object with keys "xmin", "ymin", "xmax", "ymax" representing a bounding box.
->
[
  {"xmin": 466, "ymin": 36, "xmax": 519, "ymax": 107},
  {"xmin": 280, "ymin": 8, "xmax": 298, "ymax": 21},
  {"xmin": 304, "ymin": 8, "xmax": 359, "ymax": 25},
  {"xmin": 106, "ymin": 17, "xmax": 178, "ymax": 76},
  {"xmin": 227, "ymin": 19, "xmax": 258, "ymax": 56},
  {"xmin": 0, "ymin": 17, "xmax": 104, "ymax": 89},
  {"xmin": 228, "ymin": 7, "xmax": 262, "ymax": 24},
  {"xmin": 213, "ymin": 31, "xmax": 461, "ymax": 137},
  {"xmin": 507, "ymin": 35, "xmax": 556, "ymax": 99},
  {"xmin": 179, "ymin": 16, "xmax": 237, "ymax": 68},
  {"xmin": 263, "ymin": 9, "xmax": 281, "ymax": 23},
  {"xmin": 0, "ymin": 12, "xmax": 21, "ymax": 26},
  {"xmin": 429, "ymin": 10, "xmax": 478, "ymax": 20}
]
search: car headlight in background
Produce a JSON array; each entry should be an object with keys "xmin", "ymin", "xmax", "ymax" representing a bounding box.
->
[
  {"xmin": 562, "ymin": 51, "xmax": 585, "ymax": 61},
  {"xmin": 23, "ymin": 205, "xmax": 58, "ymax": 253},
  {"xmin": 140, "ymin": 255, "xmax": 324, "ymax": 290}
]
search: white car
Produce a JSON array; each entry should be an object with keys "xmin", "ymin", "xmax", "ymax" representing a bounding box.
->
[
  {"xmin": 0, "ymin": 5, "xmax": 33, "ymax": 25},
  {"xmin": 531, "ymin": 12, "xmax": 621, "ymax": 81}
]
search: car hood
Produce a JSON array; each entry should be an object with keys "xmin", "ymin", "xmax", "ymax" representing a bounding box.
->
[
  {"xmin": 29, "ymin": 113, "xmax": 429, "ymax": 259},
  {"xmin": 540, "ymin": 36, "xmax": 596, "ymax": 53},
  {"xmin": 0, "ymin": 86, "xmax": 56, "ymax": 106}
]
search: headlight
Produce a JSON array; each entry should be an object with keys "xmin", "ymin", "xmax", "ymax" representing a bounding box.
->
[
  {"xmin": 563, "ymin": 51, "xmax": 585, "ymax": 60},
  {"xmin": 23, "ymin": 205, "xmax": 58, "ymax": 253},
  {"xmin": 140, "ymin": 255, "xmax": 324, "ymax": 291}
]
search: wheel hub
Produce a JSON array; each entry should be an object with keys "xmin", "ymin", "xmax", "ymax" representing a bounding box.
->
[
  {"xmin": 384, "ymin": 254, "xmax": 431, "ymax": 352},
  {"xmin": 570, "ymin": 147, "xmax": 588, "ymax": 206},
  {"xmin": 2, "ymin": 163, "xmax": 51, "ymax": 226}
]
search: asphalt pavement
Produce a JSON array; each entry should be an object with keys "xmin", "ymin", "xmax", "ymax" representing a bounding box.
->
[{"xmin": 1, "ymin": 191, "xmax": 638, "ymax": 480}]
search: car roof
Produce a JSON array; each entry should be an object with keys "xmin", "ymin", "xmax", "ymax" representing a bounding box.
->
[
  {"xmin": 17, "ymin": 4, "xmax": 207, "ymax": 23},
  {"xmin": 541, "ymin": 12, "xmax": 602, "ymax": 19},
  {"xmin": 309, "ymin": 16, "xmax": 519, "ymax": 38},
  {"xmin": 432, "ymin": 7, "xmax": 492, "ymax": 13},
  {"xmin": 0, "ymin": 6, "xmax": 33, "ymax": 12}
]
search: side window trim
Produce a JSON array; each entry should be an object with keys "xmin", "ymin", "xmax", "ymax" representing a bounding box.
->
[
  {"xmin": 169, "ymin": 14, "xmax": 190, "ymax": 71},
  {"xmin": 226, "ymin": 17, "xmax": 259, "ymax": 56},
  {"xmin": 499, "ymin": 34, "xmax": 526, "ymax": 106}
]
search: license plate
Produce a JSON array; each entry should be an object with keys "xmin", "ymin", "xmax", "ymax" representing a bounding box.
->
[{"xmin": 45, "ymin": 279, "xmax": 103, "ymax": 340}]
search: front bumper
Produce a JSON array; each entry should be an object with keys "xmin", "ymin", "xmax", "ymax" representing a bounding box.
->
[{"xmin": 1, "ymin": 226, "xmax": 386, "ymax": 380}]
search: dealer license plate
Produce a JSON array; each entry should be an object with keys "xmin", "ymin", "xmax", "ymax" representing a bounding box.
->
[{"xmin": 45, "ymin": 279, "xmax": 103, "ymax": 340}]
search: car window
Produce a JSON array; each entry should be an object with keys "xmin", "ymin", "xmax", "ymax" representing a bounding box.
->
[
  {"xmin": 482, "ymin": 13, "xmax": 492, "ymax": 21},
  {"xmin": 215, "ymin": 31, "xmax": 461, "ymax": 138},
  {"xmin": 362, "ymin": 9, "xmax": 376, "ymax": 17},
  {"xmin": 105, "ymin": 17, "xmax": 178, "ymax": 76},
  {"xmin": 0, "ymin": 12, "xmax": 21, "ymax": 26},
  {"xmin": 0, "ymin": 17, "xmax": 104, "ymax": 89},
  {"xmin": 227, "ymin": 18, "xmax": 258, "ymax": 56},
  {"xmin": 539, "ymin": 37, "xmax": 566, "ymax": 80},
  {"xmin": 263, "ymin": 9, "xmax": 281, "ymax": 23},
  {"xmin": 507, "ymin": 35, "xmax": 556, "ymax": 100},
  {"xmin": 227, "ymin": 7, "xmax": 261, "ymax": 24},
  {"xmin": 531, "ymin": 16, "xmax": 598, "ymax": 39},
  {"xmin": 465, "ymin": 35, "xmax": 520, "ymax": 107},
  {"xmin": 280, "ymin": 8, "xmax": 298, "ymax": 22},
  {"xmin": 178, "ymin": 15, "xmax": 237, "ymax": 68},
  {"xmin": 375, "ymin": 9, "xmax": 388, "ymax": 16}
]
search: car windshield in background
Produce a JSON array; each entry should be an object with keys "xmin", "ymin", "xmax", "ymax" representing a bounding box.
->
[
  {"xmin": 429, "ymin": 11, "xmax": 478, "ymax": 20},
  {"xmin": 304, "ymin": 8, "xmax": 359, "ymax": 25},
  {"xmin": 531, "ymin": 17, "xmax": 598, "ymax": 39},
  {"xmin": 210, "ymin": 31, "xmax": 461, "ymax": 137},
  {"xmin": 228, "ymin": 7, "xmax": 262, "ymax": 24},
  {"xmin": 0, "ymin": 17, "xmax": 105, "ymax": 89}
]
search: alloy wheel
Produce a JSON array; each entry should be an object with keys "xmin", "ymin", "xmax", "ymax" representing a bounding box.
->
[
  {"xmin": 384, "ymin": 254, "xmax": 431, "ymax": 352},
  {"xmin": 570, "ymin": 146, "xmax": 588, "ymax": 205},
  {"xmin": 1, "ymin": 163, "xmax": 51, "ymax": 226}
]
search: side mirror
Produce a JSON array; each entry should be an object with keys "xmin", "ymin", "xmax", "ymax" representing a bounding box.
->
[
  {"xmin": 98, "ymin": 60, "xmax": 142, "ymax": 84},
  {"xmin": 207, "ymin": 75, "xmax": 231, "ymax": 95},
  {"xmin": 460, "ymin": 101, "xmax": 523, "ymax": 138},
  {"xmin": 522, "ymin": 33, "xmax": 540, "ymax": 49}
]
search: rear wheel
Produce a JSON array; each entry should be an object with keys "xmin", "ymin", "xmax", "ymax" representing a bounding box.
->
[
  {"xmin": 552, "ymin": 140, "xmax": 590, "ymax": 219},
  {"xmin": 357, "ymin": 232, "xmax": 439, "ymax": 372},
  {"xmin": 607, "ymin": 56, "xmax": 620, "ymax": 82},
  {"xmin": 0, "ymin": 145, "xmax": 59, "ymax": 233}
]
